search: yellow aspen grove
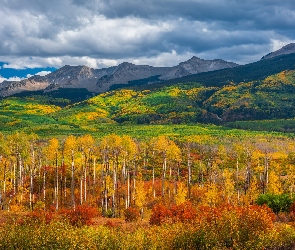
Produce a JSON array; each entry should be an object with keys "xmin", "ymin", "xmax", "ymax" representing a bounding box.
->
[
  {"xmin": 151, "ymin": 136, "xmax": 181, "ymax": 200},
  {"xmin": 100, "ymin": 134, "xmax": 122, "ymax": 217},
  {"xmin": 0, "ymin": 132, "xmax": 10, "ymax": 210},
  {"xmin": 27, "ymin": 133, "xmax": 39, "ymax": 211}
]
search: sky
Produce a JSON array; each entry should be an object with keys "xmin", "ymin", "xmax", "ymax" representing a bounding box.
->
[{"xmin": 1, "ymin": 0, "xmax": 295, "ymax": 82}]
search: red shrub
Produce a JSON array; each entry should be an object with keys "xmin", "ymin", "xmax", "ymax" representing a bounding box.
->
[
  {"xmin": 25, "ymin": 209, "xmax": 56, "ymax": 224},
  {"xmin": 170, "ymin": 202, "xmax": 196, "ymax": 223},
  {"xmin": 149, "ymin": 204, "xmax": 172, "ymax": 225},
  {"xmin": 150, "ymin": 202, "xmax": 197, "ymax": 225},
  {"xmin": 59, "ymin": 205, "xmax": 98, "ymax": 226},
  {"xmin": 124, "ymin": 207, "xmax": 140, "ymax": 222}
]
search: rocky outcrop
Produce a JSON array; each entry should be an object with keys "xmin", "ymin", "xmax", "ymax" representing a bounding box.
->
[{"xmin": 160, "ymin": 56, "xmax": 238, "ymax": 80}]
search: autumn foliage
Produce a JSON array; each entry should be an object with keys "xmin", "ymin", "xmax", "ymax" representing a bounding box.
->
[
  {"xmin": 123, "ymin": 207, "xmax": 140, "ymax": 222},
  {"xmin": 59, "ymin": 205, "xmax": 98, "ymax": 226}
]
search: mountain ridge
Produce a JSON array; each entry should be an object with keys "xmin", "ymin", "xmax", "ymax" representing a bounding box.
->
[{"xmin": 0, "ymin": 56, "xmax": 237, "ymax": 97}]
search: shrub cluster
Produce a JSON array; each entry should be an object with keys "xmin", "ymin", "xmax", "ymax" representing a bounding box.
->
[
  {"xmin": 24, "ymin": 205, "xmax": 98, "ymax": 227},
  {"xmin": 149, "ymin": 202, "xmax": 196, "ymax": 225},
  {"xmin": 124, "ymin": 207, "xmax": 140, "ymax": 222}
]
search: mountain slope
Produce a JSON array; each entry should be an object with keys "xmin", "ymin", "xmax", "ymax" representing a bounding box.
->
[
  {"xmin": 50, "ymin": 69, "xmax": 295, "ymax": 127},
  {"xmin": 261, "ymin": 43, "xmax": 295, "ymax": 60},
  {"xmin": 156, "ymin": 53, "xmax": 295, "ymax": 89}
]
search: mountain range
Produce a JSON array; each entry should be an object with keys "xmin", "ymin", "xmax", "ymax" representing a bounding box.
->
[
  {"xmin": 0, "ymin": 56, "xmax": 238, "ymax": 97},
  {"xmin": 1, "ymin": 44, "xmax": 294, "ymax": 98}
]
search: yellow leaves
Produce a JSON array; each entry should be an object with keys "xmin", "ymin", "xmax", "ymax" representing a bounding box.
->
[
  {"xmin": 204, "ymin": 183, "xmax": 219, "ymax": 207},
  {"xmin": 264, "ymin": 70, "xmax": 289, "ymax": 85},
  {"xmin": 245, "ymin": 176, "xmax": 259, "ymax": 205},
  {"xmin": 69, "ymin": 110, "xmax": 108, "ymax": 124},
  {"xmin": 44, "ymin": 138, "xmax": 59, "ymax": 162},
  {"xmin": 121, "ymin": 135, "xmax": 138, "ymax": 159},
  {"xmin": 135, "ymin": 179, "xmax": 147, "ymax": 208},
  {"xmin": 151, "ymin": 136, "xmax": 181, "ymax": 161},
  {"xmin": 0, "ymin": 98, "xmax": 61, "ymax": 115},
  {"xmin": 25, "ymin": 103, "xmax": 61, "ymax": 115},
  {"xmin": 175, "ymin": 182, "xmax": 187, "ymax": 205},
  {"xmin": 271, "ymin": 151, "xmax": 288, "ymax": 160},
  {"xmin": 101, "ymin": 134, "xmax": 122, "ymax": 152},
  {"xmin": 167, "ymin": 87, "xmax": 181, "ymax": 97},
  {"xmin": 222, "ymin": 169, "xmax": 235, "ymax": 203},
  {"xmin": 49, "ymin": 138, "xmax": 59, "ymax": 152},
  {"xmin": 64, "ymin": 135, "xmax": 77, "ymax": 155},
  {"xmin": 105, "ymin": 175, "xmax": 114, "ymax": 196},
  {"xmin": 268, "ymin": 170, "xmax": 282, "ymax": 194},
  {"xmin": 78, "ymin": 134, "xmax": 94, "ymax": 152}
]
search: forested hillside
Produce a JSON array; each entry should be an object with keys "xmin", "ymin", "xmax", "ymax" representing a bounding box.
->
[
  {"xmin": 54, "ymin": 69, "xmax": 295, "ymax": 131},
  {"xmin": 1, "ymin": 68, "xmax": 295, "ymax": 135}
]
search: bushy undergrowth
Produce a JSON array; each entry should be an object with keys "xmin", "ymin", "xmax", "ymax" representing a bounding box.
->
[
  {"xmin": 1, "ymin": 204, "xmax": 295, "ymax": 249},
  {"xmin": 124, "ymin": 207, "xmax": 140, "ymax": 222},
  {"xmin": 23, "ymin": 205, "xmax": 99, "ymax": 227}
]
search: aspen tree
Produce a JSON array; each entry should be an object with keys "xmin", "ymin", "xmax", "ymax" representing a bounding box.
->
[
  {"xmin": 47, "ymin": 138, "xmax": 59, "ymax": 210},
  {"xmin": 121, "ymin": 135, "xmax": 137, "ymax": 210},
  {"xmin": 268, "ymin": 170, "xmax": 282, "ymax": 194},
  {"xmin": 64, "ymin": 135, "xmax": 77, "ymax": 209},
  {"xmin": 0, "ymin": 133, "xmax": 9, "ymax": 209},
  {"xmin": 100, "ymin": 134, "xmax": 122, "ymax": 217},
  {"xmin": 77, "ymin": 134, "xmax": 94, "ymax": 204},
  {"xmin": 222, "ymin": 169, "xmax": 235, "ymax": 204},
  {"xmin": 245, "ymin": 175, "xmax": 259, "ymax": 205},
  {"xmin": 151, "ymin": 136, "xmax": 181, "ymax": 200},
  {"xmin": 134, "ymin": 173, "xmax": 146, "ymax": 219},
  {"xmin": 28, "ymin": 133, "xmax": 38, "ymax": 210},
  {"xmin": 7, "ymin": 132, "xmax": 30, "ymax": 206}
]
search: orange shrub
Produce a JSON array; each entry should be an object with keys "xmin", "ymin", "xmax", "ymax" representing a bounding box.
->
[
  {"xmin": 170, "ymin": 202, "xmax": 196, "ymax": 223},
  {"xmin": 149, "ymin": 204, "xmax": 172, "ymax": 225},
  {"xmin": 124, "ymin": 207, "xmax": 140, "ymax": 222},
  {"xmin": 24, "ymin": 207, "xmax": 56, "ymax": 225},
  {"xmin": 59, "ymin": 205, "xmax": 98, "ymax": 226},
  {"xmin": 150, "ymin": 202, "xmax": 196, "ymax": 225}
]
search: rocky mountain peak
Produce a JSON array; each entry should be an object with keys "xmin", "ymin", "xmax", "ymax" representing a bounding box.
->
[
  {"xmin": 261, "ymin": 43, "xmax": 295, "ymax": 60},
  {"xmin": 160, "ymin": 56, "xmax": 238, "ymax": 80},
  {"xmin": 117, "ymin": 62, "xmax": 137, "ymax": 69}
]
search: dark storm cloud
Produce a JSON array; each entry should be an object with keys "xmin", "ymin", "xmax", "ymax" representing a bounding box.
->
[{"xmin": 0, "ymin": 0, "xmax": 294, "ymax": 70}]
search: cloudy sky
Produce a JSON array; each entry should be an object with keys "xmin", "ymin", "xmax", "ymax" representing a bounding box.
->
[{"xmin": 1, "ymin": 0, "xmax": 295, "ymax": 82}]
